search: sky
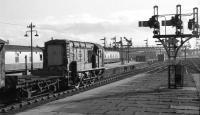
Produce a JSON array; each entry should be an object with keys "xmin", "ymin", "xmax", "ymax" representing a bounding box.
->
[{"xmin": 0, "ymin": 0, "xmax": 199, "ymax": 47}]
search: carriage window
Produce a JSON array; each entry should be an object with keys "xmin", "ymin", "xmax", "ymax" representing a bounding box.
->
[
  {"xmin": 15, "ymin": 52, "xmax": 19, "ymax": 63},
  {"xmin": 40, "ymin": 54, "xmax": 43, "ymax": 61},
  {"xmin": 29, "ymin": 53, "xmax": 31, "ymax": 62},
  {"xmin": 29, "ymin": 56, "xmax": 31, "ymax": 62}
]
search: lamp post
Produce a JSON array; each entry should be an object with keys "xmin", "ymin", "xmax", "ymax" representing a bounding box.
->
[
  {"xmin": 24, "ymin": 22, "xmax": 39, "ymax": 72},
  {"xmin": 120, "ymin": 37, "xmax": 124, "ymax": 64}
]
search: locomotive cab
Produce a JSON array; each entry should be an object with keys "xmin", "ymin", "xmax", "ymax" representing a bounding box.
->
[
  {"xmin": 44, "ymin": 40, "xmax": 69, "ymax": 75},
  {"xmin": 32, "ymin": 40, "xmax": 68, "ymax": 76}
]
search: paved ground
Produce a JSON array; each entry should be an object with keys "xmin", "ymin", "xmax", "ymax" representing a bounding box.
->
[
  {"xmin": 16, "ymin": 71, "xmax": 200, "ymax": 115},
  {"xmin": 192, "ymin": 74, "xmax": 200, "ymax": 96},
  {"xmin": 104, "ymin": 60, "xmax": 144, "ymax": 69}
]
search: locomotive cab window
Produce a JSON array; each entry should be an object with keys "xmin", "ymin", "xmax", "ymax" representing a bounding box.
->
[{"xmin": 29, "ymin": 53, "xmax": 31, "ymax": 62}]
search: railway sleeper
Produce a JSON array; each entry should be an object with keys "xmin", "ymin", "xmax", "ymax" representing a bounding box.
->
[{"xmin": 15, "ymin": 78, "xmax": 63, "ymax": 100}]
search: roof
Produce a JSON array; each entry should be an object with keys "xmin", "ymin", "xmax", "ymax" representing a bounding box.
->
[
  {"xmin": 45, "ymin": 39, "xmax": 70, "ymax": 45},
  {"xmin": 5, "ymin": 45, "xmax": 43, "ymax": 52},
  {"xmin": 45, "ymin": 39, "xmax": 103, "ymax": 49},
  {"xmin": 94, "ymin": 43, "xmax": 104, "ymax": 49},
  {"xmin": 0, "ymin": 39, "xmax": 6, "ymax": 44}
]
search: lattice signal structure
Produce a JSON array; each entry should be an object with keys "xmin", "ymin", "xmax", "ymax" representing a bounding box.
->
[{"xmin": 139, "ymin": 5, "xmax": 199, "ymax": 88}]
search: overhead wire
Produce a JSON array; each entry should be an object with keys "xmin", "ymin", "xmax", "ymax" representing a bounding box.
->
[
  {"xmin": 0, "ymin": 20, "xmax": 46, "ymax": 31},
  {"xmin": 0, "ymin": 21, "xmax": 26, "ymax": 27}
]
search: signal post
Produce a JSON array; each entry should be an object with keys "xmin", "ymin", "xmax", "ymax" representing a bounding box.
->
[{"xmin": 139, "ymin": 5, "xmax": 199, "ymax": 88}]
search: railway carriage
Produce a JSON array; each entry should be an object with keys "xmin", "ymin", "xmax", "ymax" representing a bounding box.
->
[
  {"xmin": 0, "ymin": 40, "xmax": 5, "ymax": 89},
  {"xmin": 104, "ymin": 50, "xmax": 120, "ymax": 64}
]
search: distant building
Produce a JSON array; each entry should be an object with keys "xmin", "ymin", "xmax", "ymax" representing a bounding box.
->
[{"xmin": 5, "ymin": 45, "xmax": 43, "ymax": 70}]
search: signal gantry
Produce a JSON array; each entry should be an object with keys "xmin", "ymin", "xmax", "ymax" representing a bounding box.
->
[{"xmin": 139, "ymin": 5, "xmax": 199, "ymax": 88}]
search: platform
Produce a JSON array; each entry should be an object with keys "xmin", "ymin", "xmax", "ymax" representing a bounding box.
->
[
  {"xmin": 15, "ymin": 71, "xmax": 200, "ymax": 115},
  {"xmin": 104, "ymin": 61, "xmax": 143, "ymax": 69}
]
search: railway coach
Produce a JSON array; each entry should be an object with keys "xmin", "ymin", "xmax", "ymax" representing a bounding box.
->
[
  {"xmin": 0, "ymin": 39, "xmax": 5, "ymax": 89},
  {"xmin": 104, "ymin": 50, "xmax": 120, "ymax": 64}
]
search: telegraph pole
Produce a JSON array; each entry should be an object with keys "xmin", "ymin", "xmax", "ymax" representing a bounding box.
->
[
  {"xmin": 100, "ymin": 37, "xmax": 106, "ymax": 48},
  {"xmin": 24, "ymin": 22, "xmax": 39, "ymax": 72},
  {"xmin": 111, "ymin": 36, "xmax": 117, "ymax": 49},
  {"xmin": 120, "ymin": 37, "xmax": 124, "ymax": 64},
  {"xmin": 116, "ymin": 37, "xmax": 124, "ymax": 64},
  {"xmin": 124, "ymin": 37, "xmax": 132, "ymax": 63}
]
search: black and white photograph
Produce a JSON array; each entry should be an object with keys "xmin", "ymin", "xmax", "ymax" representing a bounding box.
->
[{"xmin": 0, "ymin": 0, "xmax": 200, "ymax": 115}]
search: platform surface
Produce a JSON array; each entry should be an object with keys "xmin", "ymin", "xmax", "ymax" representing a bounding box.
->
[
  {"xmin": 104, "ymin": 61, "xmax": 143, "ymax": 69},
  {"xmin": 15, "ymin": 71, "xmax": 200, "ymax": 115}
]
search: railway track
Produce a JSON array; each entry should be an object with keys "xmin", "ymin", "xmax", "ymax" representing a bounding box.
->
[
  {"xmin": 182, "ymin": 58, "xmax": 200, "ymax": 73},
  {"xmin": 147, "ymin": 64, "xmax": 168, "ymax": 73},
  {"xmin": 183, "ymin": 58, "xmax": 200, "ymax": 103},
  {"xmin": 0, "ymin": 62, "xmax": 167, "ymax": 114}
]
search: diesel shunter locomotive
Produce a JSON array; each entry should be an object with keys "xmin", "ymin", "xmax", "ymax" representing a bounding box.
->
[{"xmin": 33, "ymin": 39, "xmax": 105, "ymax": 86}]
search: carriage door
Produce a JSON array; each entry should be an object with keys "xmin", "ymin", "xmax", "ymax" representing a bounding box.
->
[
  {"xmin": 92, "ymin": 45, "xmax": 99, "ymax": 68},
  {"xmin": 91, "ymin": 54, "xmax": 96, "ymax": 68}
]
